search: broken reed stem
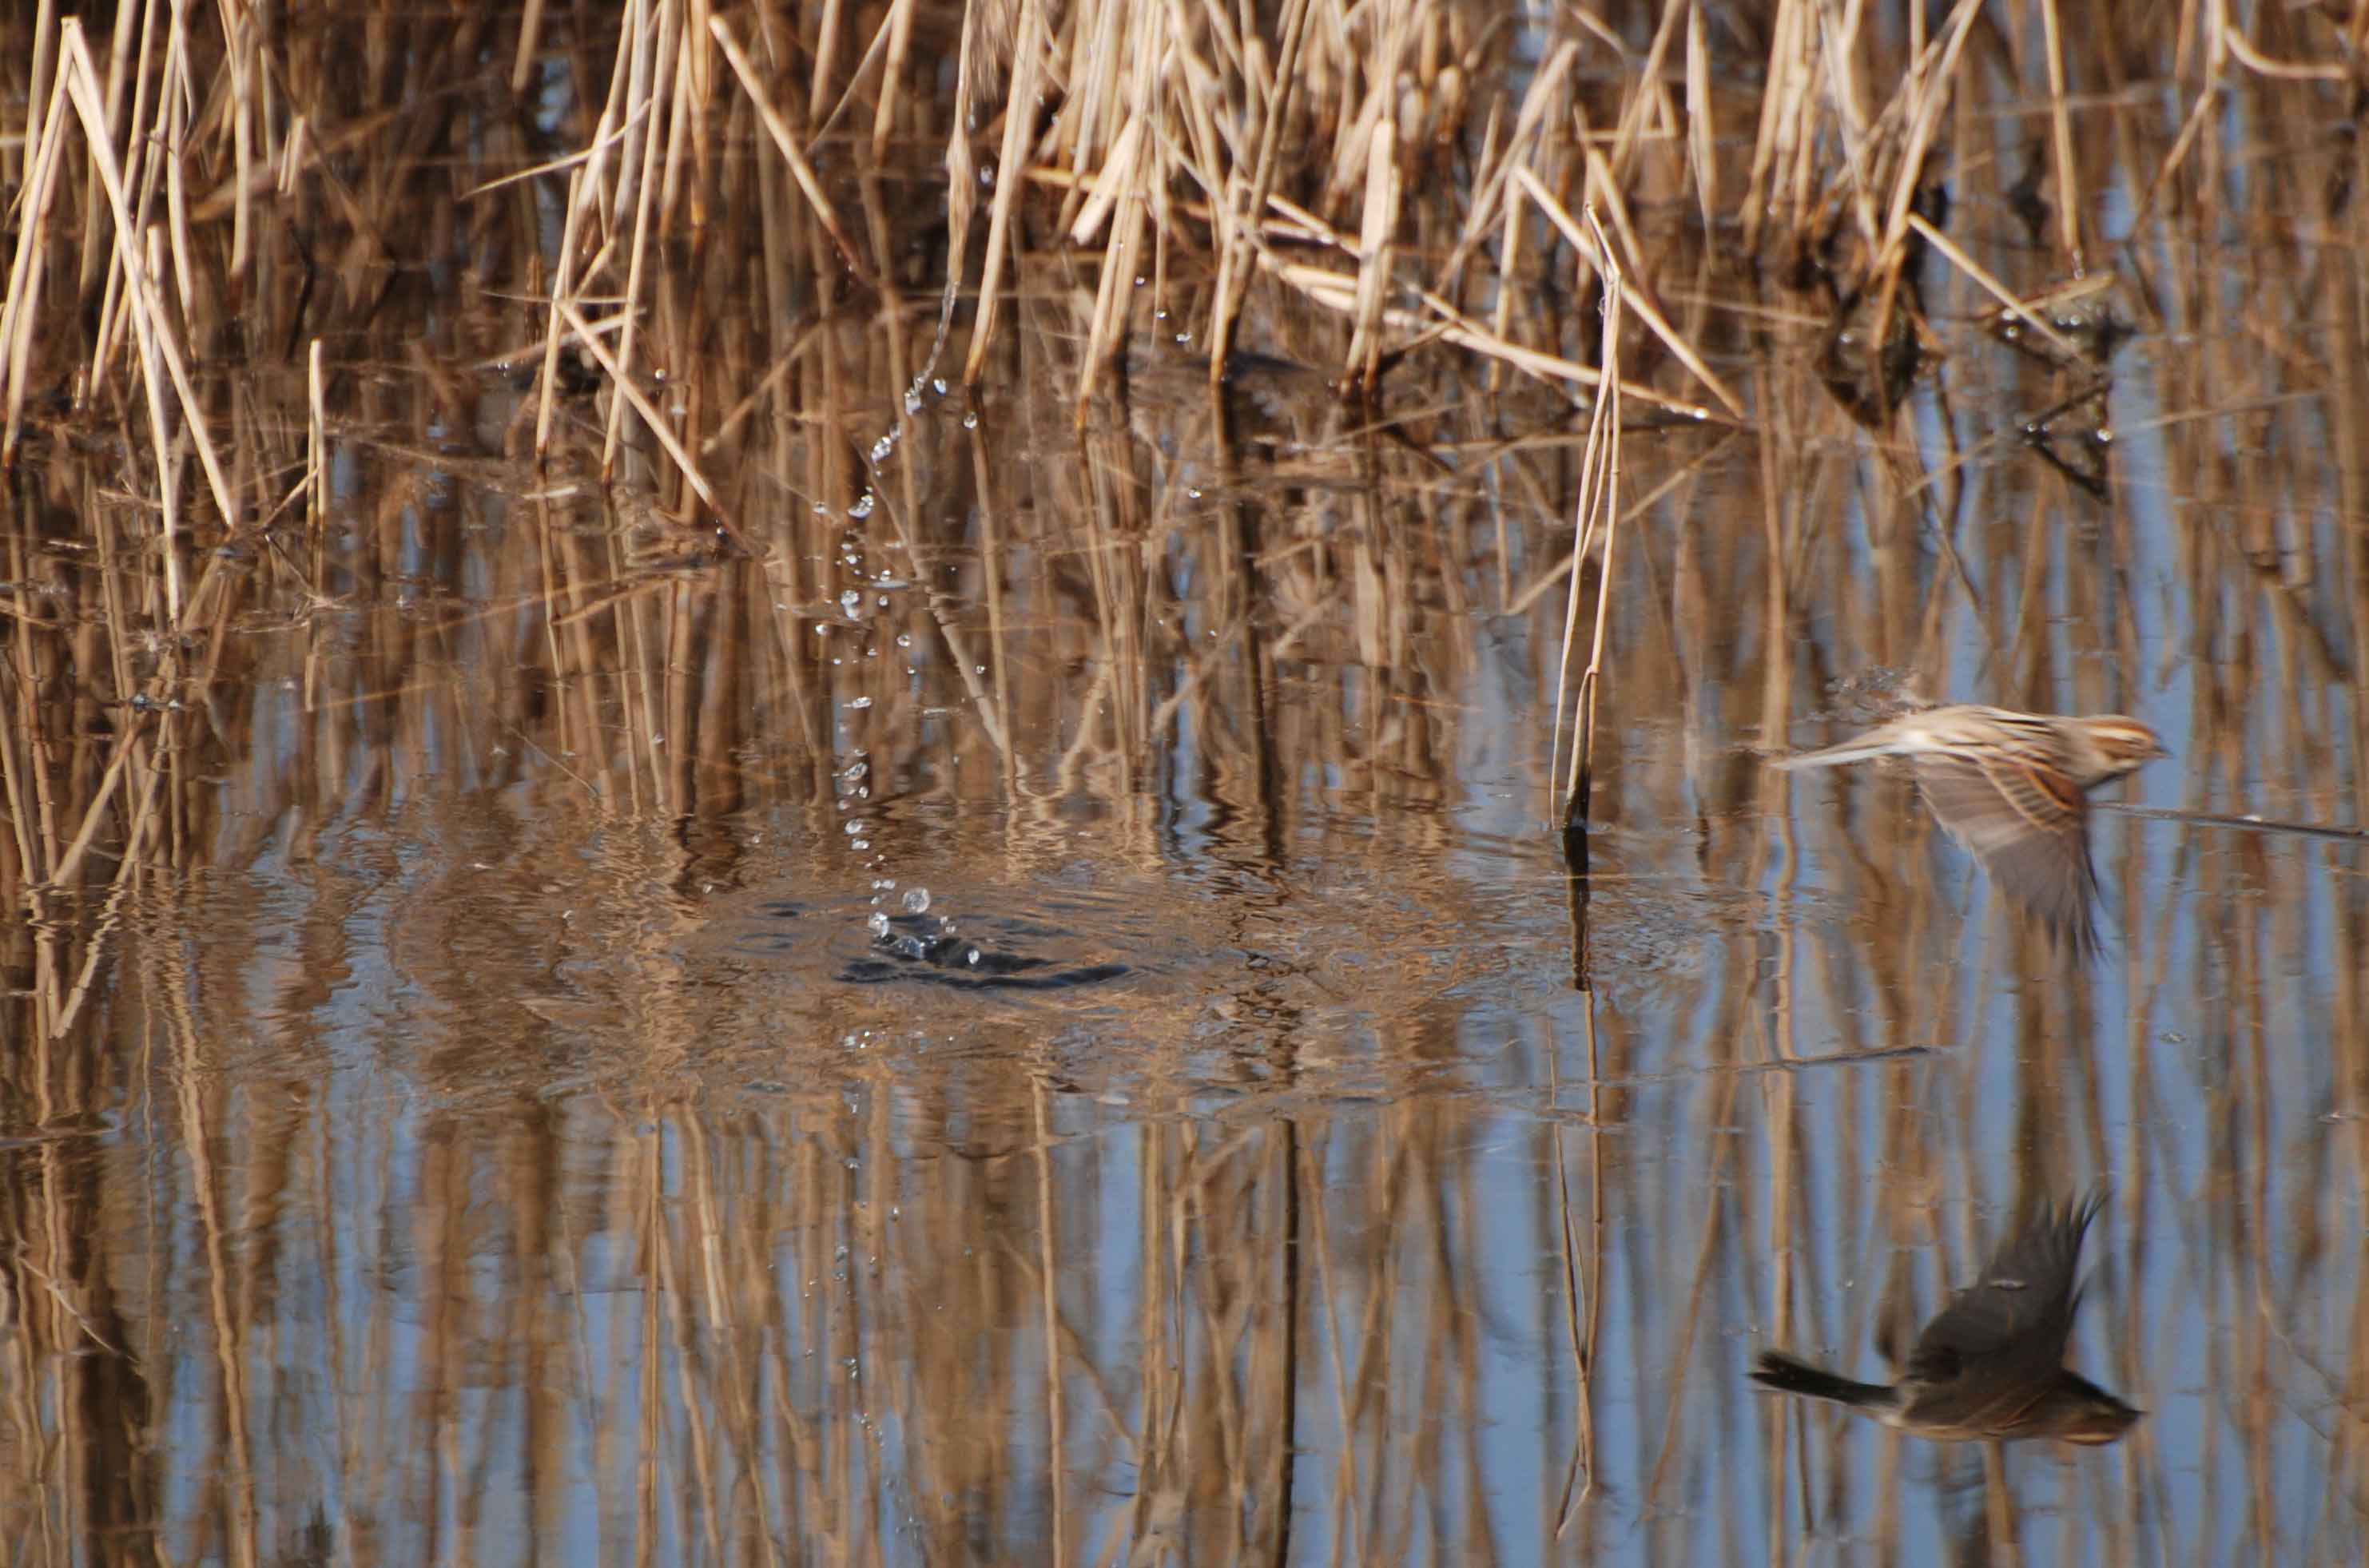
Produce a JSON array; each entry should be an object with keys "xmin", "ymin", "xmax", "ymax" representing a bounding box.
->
[{"xmin": 1552, "ymin": 206, "xmax": 1625, "ymax": 832}]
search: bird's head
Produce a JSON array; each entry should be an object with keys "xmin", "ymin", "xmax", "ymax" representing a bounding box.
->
[
  {"xmin": 2048, "ymin": 1377, "xmax": 2145, "ymax": 1445},
  {"xmin": 2073, "ymin": 716, "xmax": 2169, "ymax": 784}
]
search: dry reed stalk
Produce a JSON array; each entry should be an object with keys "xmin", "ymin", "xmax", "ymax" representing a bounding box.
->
[
  {"xmin": 511, "ymin": 0, "xmax": 547, "ymax": 93},
  {"xmin": 2038, "ymin": 0, "xmax": 2084, "ymax": 268},
  {"xmin": 1252, "ymin": 227, "xmax": 1718, "ymax": 421},
  {"xmin": 711, "ymin": 16, "xmax": 873, "ymax": 284},
  {"xmin": 76, "ymin": 0, "xmax": 141, "ymax": 296},
  {"xmin": 808, "ymin": 0, "xmax": 907, "ymax": 144},
  {"xmin": 161, "ymin": 5, "xmax": 197, "ymax": 323},
  {"xmin": 1043, "ymin": 0, "xmax": 1119, "ymax": 238},
  {"xmin": 1739, "ymin": 0, "xmax": 1811, "ymax": 256},
  {"xmin": 809, "ymin": 0, "xmax": 849, "ymax": 137},
  {"xmin": 603, "ymin": 0, "xmax": 682, "ymax": 480},
  {"xmin": 0, "ymin": 60, "xmax": 74, "ymax": 466},
  {"xmin": 606, "ymin": 0, "xmax": 659, "ymax": 232},
  {"xmin": 1512, "ymin": 165, "xmax": 1743, "ymax": 419},
  {"xmin": 1904, "ymin": 213, "xmax": 2087, "ymax": 362},
  {"xmin": 21, "ymin": 0, "xmax": 58, "ymax": 185},
  {"xmin": 1568, "ymin": 98, "xmax": 1653, "ymax": 288},
  {"xmin": 2216, "ymin": 10, "xmax": 2354, "ymax": 81},
  {"xmin": 307, "ymin": 337, "xmax": 325, "ymax": 528},
  {"xmin": 871, "ymin": 0, "xmax": 919, "ymax": 160},
  {"xmin": 86, "ymin": 0, "xmax": 166, "ymax": 382},
  {"xmin": 533, "ymin": 167, "xmax": 594, "ymax": 462},
  {"xmin": 533, "ymin": 6, "xmax": 655, "ymax": 462},
  {"xmin": 1548, "ymin": 997, "xmax": 1604, "ymax": 1534},
  {"xmin": 1859, "ymin": 0, "xmax": 1985, "ymax": 367},
  {"xmin": 1600, "ymin": 0, "xmax": 1683, "ymax": 193},
  {"xmin": 1071, "ymin": 100, "xmax": 1151, "ymax": 421},
  {"xmin": 1438, "ymin": 39, "xmax": 1574, "ymax": 292},
  {"xmin": 61, "ymin": 25, "xmax": 237, "ymax": 578},
  {"xmin": 1552, "ymin": 207, "xmax": 1624, "ymax": 831},
  {"xmin": 957, "ymin": 0, "xmax": 1045, "ymax": 385},
  {"xmin": 1205, "ymin": 0, "xmax": 1315, "ymax": 384},
  {"xmin": 1683, "ymin": 0, "xmax": 1716, "ymax": 242},
  {"xmin": 554, "ymin": 296, "xmax": 730, "ymax": 534},
  {"xmin": 1032, "ymin": 1078, "xmax": 1071, "ymax": 1568},
  {"xmin": 1342, "ymin": 113, "xmax": 1401, "ymax": 394},
  {"xmin": 1806, "ymin": 1, "xmax": 1882, "ymax": 260},
  {"xmin": 1318, "ymin": 5, "xmax": 1406, "ymax": 213}
]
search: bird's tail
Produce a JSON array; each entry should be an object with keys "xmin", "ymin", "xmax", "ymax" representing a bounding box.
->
[
  {"xmin": 1750, "ymin": 1350, "xmax": 1898, "ymax": 1411},
  {"xmin": 1767, "ymin": 740, "xmax": 1896, "ymax": 772}
]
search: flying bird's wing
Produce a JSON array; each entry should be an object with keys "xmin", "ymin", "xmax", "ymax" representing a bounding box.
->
[
  {"xmin": 1897, "ymin": 1197, "xmax": 2101, "ymax": 1431},
  {"xmin": 1912, "ymin": 749, "xmax": 2101, "ymax": 952},
  {"xmin": 1905, "ymin": 1197, "xmax": 2097, "ymax": 1385}
]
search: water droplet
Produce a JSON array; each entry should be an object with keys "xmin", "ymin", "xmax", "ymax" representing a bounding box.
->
[
  {"xmin": 849, "ymin": 493, "xmax": 876, "ymax": 519},
  {"xmin": 849, "ymin": 696, "xmax": 873, "ymax": 710},
  {"xmin": 896, "ymin": 633, "xmax": 912, "ymax": 648},
  {"xmin": 961, "ymin": 411, "xmax": 979, "ymax": 430},
  {"xmin": 868, "ymin": 911, "xmax": 891, "ymax": 939},
  {"xmin": 841, "ymin": 588, "xmax": 863, "ymax": 616},
  {"xmin": 902, "ymin": 887, "xmax": 931, "ymax": 915}
]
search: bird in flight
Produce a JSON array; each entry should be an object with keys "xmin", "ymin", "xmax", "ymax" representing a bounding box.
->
[
  {"xmin": 1751, "ymin": 1192, "xmax": 2141, "ymax": 1445},
  {"xmin": 1770, "ymin": 703, "xmax": 2167, "ymax": 951}
]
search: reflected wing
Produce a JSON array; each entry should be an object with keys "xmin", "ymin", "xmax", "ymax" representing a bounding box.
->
[
  {"xmin": 1906, "ymin": 1197, "xmax": 2098, "ymax": 1387},
  {"xmin": 1912, "ymin": 750, "xmax": 2101, "ymax": 952}
]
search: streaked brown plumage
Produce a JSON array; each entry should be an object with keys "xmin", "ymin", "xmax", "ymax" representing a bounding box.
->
[
  {"xmin": 1751, "ymin": 1193, "xmax": 2141, "ymax": 1446},
  {"xmin": 1771, "ymin": 704, "xmax": 2168, "ymax": 951}
]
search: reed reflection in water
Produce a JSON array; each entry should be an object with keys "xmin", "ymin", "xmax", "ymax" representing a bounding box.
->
[{"xmin": 1, "ymin": 2, "xmax": 2365, "ymax": 1564}]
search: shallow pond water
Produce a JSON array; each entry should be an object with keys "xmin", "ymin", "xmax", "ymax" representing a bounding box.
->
[{"xmin": 5, "ymin": 22, "xmax": 2368, "ymax": 1567}]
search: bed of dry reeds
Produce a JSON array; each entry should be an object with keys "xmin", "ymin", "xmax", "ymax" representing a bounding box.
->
[{"xmin": 2, "ymin": 2, "xmax": 2367, "ymax": 1563}]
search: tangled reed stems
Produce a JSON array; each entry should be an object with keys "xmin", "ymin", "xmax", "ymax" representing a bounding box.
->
[{"xmin": 1, "ymin": 1, "xmax": 2351, "ymax": 833}]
